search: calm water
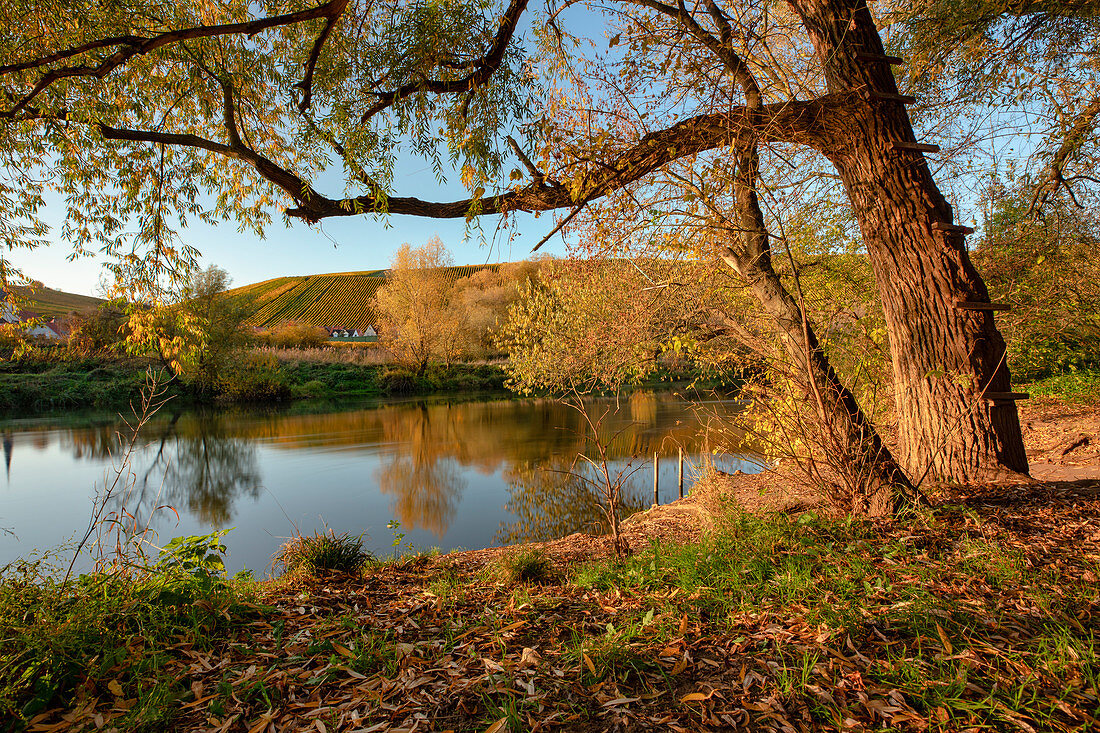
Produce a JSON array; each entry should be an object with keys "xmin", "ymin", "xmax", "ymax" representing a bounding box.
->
[{"xmin": 0, "ymin": 393, "xmax": 755, "ymax": 574}]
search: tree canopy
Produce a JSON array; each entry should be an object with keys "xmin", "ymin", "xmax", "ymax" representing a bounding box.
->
[{"xmin": 6, "ymin": 0, "xmax": 1095, "ymax": 489}]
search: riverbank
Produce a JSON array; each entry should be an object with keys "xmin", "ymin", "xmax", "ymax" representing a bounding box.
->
[
  {"xmin": 0, "ymin": 355, "xmax": 512, "ymax": 416},
  {"xmin": 0, "ymin": 351, "xmax": 740, "ymax": 417},
  {"xmin": 3, "ymin": 395, "xmax": 1098, "ymax": 731}
]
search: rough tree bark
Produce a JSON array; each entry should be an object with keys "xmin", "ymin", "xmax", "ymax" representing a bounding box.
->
[{"xmin": 792, "ymin": 0, "xmax": 1029, "ymax": 482}]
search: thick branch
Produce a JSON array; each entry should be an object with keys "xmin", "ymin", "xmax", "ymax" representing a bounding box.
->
[
  {"xmin": 73, "ymin": 93, "xmax": 852, "ymax": 223},
  {"xmin": 295, "ymin": 94, "xmax": 854, "ymax": 221},
  {"xmin": 1, "ymin": 0, "xmax": 348, "ymax": 117}
]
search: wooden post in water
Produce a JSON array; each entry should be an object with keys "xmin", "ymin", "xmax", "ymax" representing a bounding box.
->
[
  {"xmin": 653, "ymin": 452, "xmax": 659, "ymax": 506},
  {"xmin": 678, "ymin": 447, "xmax": 684, "ymax": 499}
]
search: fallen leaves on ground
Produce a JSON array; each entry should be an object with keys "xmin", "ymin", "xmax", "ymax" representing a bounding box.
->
[{"xmin": 26, "ymin": 479, "xmax": 1100, "ymax": 732}]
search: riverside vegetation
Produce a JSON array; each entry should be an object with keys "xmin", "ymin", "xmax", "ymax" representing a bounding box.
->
[{"xmin": 2, "ymin": 475, "xmax": 1098, "ymax": 732}]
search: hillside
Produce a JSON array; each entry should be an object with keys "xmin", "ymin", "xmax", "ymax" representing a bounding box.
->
[
  {"xmin": 4, "ymin": 286, "xmax": 103, "ymax": 318},
  {"xmin": 224, "ymin": 265, "xmax": 499, "ymax": 330}
]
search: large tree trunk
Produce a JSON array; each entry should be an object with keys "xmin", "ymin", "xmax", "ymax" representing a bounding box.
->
[{"xmin": 793, "ymin": 0, "xmax": 1029, "ymax": 483}]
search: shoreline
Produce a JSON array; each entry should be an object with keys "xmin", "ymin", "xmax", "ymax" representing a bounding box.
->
[{"xmin": 0, "ymin": 354, "xmax": 740, "ymax": 419}]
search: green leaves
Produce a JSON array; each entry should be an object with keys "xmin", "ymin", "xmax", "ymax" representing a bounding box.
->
[
  {"xmin": 1, "ymin": 0, "xmax": 537, "ymax": 295},
  {"xmin": 153, "ymin": 529, "xmax": 234, "ymax": 580}
]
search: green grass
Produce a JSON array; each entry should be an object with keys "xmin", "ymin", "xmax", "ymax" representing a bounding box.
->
[
  {"xmin": 501, "ymin": 547, "xmax": 554, "ymax": 584},
  {"xmin": 5, "ymin": 507, "xmax": 1098, "ymax": 731},
  {"xmin": 568, "ymin": 510, "xmax": 1100, "ymax": 729},
  {"xmin": 274, "ymin": 530, "xmax": 372, "ymax": 576},
  {"xmin": 1023, "ymin": 368, "xmax": 1100, "ymax": 401},
  {"xmin": 5, "ymin": 286, "xmax": 103, "ymax": 318},
  {"xmin": 0, "ymin": 355, "xmax": 182, "ymax": 414},
  {"xmin": 0, "ymin": 554, "xmax": 254, "ymax": 730},
  {"xmin": 0, "ymin": 353, "xmax": 510, "ymax": 417}
]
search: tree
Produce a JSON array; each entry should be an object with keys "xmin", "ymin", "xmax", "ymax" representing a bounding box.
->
[
  {"xmin": 894, "ymin": 0, "xmax": 1100, "ymax": 214},
  {"xmin": 450, "ymin": 260, "xmax": 541, "ymax": 358},
  {"xmin": 128, "ymin": 264, "xmax": 252, "ymax": 394},
  {"xmin": 0, "ymin": 0, "xmax": 1033, "ymax": 486},
  {"xmin": 67, "ymin": 299, "xmax": 130, "ymax": 353},
  {"xmin": 373, "ymin": 237, "xmax": 461, "ymax": 373}
]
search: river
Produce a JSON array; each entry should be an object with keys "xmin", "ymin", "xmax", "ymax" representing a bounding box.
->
[{"xmin": 0, "ymin": 392, "xmax": 756, "ymax": 575}]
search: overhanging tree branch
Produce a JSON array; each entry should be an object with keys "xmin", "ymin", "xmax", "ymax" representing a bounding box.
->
[
  {"xmin": 291, "ymin": 94, "xmax": 855, "ymax": 220},
  {"xmin": 0, "ymin": 0, "xmax": 349, "ymax": 117},
  {"xmin": 358, "ymin": 0, "xmax": 531, "ymax": 122}
]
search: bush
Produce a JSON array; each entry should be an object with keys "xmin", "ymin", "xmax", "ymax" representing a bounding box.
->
[
  {"xmin": 0, "ymin": 534, "xmax": 246, "ymax": 728},
  {"xmin": 0, "ymin": 323, "xmax": 28, "ymax": 360},
  {"xmin": 67, "ymin": 301, "xmax": 130, "ymax": 354},
  {"xmin": 291, "ymin": 379, "xmax": 328, "ymax": 399},
  {"xmin": 217, "ymin": 352, "xmax": 290, "ymax": 402},
  {"xmin": 380, "ymin": 366, "xmax": 418, "ymax": 394},
  {"xmin": 1007, "ymin": 334, "xmax": 1100, "ymax": 382},
  {"xmin": 275, "ymin": 530, "xmax": 371, "ymax": 576},
  {"xmin": 258, "ymin": 320, "xmax": 329, "ymax": 349}
]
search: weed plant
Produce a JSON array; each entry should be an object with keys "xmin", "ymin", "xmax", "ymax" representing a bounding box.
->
[{"xmin": 0, "ymin": 535, "xmax": 251, "ymax": 729}]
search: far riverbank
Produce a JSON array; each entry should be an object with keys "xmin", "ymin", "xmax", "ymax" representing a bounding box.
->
[{"xmin": 0, "ymin": 351, "xmax": 743, "ymax": 418}]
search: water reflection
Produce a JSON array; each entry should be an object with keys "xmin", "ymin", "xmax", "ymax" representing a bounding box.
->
[
  {"xmin": 0, "ymin": 393, "xmax": 748, "ymax": 567},
  {"xmin": 497, "ymin": 457, "xmax": 650, "ymax": 545}
]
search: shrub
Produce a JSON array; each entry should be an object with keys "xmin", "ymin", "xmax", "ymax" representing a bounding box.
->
[
  {"xmin": 217, "ymin": 352, "xmax": 290, "ymax": 402},
  {"xmin": 0, "ymin": 323, "xmax": 27, "ymax": 359},
  {"xmin": 275, "ymin": 530, "xmax": 371, "ymax": 576},
  {"xmin": 0, "ymin": 535, "xmax": 244, "ymax": 728},
  {"xmin": 67, "ymin": 301, "xmax": 130, "ymax": 354},
  {"xmin": 380, "ymin": 366, "xmax": 418, "ymax": 394},
  {"xmin": 259, "ymin": 320, "xmax": 329, "ymax": 349}
]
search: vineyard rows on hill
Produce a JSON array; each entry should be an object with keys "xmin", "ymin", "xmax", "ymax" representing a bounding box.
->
[{"xmin": 223, "ymin": 266, "xmax": 499, "ymax": 330}]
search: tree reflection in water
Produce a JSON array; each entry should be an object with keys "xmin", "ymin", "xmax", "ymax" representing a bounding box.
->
[
  {"xmin": 375, "ymin": 404, "xmax": 466, "ymax": 536},
  {"xmin": 496, "ymin": 457, "xmax": 649, "ymax": 545},
  {"xmin": 108, "ymin": 410, "xmax": 262, "ymax": 530},
  {"xmin": 23, "ymin": 392, "xmax": 740, "ymax": 549}
]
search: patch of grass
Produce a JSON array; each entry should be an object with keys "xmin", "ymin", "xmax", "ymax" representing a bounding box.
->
[
  {"xmin": 501, "ymin": 547, "xmax": 553, "ymax": 585},
  {"xmin": 566, "ymin": 508, "xmax": 1100, "ymax": 729},
  {"xmin": 0, "ymin": 355, "xmax": 181, "ymax": 414},
  {"xmin": 565, "ymin": 614, "xmax": 661, "ymax": 684},
  {"xmin": 275, "ymin": 530, "xmax": 371, "ymax": 576}
]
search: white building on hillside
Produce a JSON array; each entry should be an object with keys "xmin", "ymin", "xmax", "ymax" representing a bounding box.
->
[{"xmin": 1, "ymin": 298, "xmax": 63, "ymax": 339}]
